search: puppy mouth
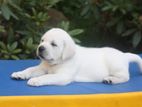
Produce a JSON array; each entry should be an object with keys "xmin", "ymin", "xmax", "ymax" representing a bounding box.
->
[
  {"xmin": 47, "ymin": 58, "xmax": 54, "ymax": 62},
  {"xmin": 38, "ymin": 53, "xmax": 54, "ymax": 62},
  {"xmin": 38, "ymin": 52, "xmax": 45, "ymax": 59}
]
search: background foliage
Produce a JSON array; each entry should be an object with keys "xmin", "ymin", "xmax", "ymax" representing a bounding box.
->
[{"xmin": 0, "ymin": 0, "xmax": 142, "ymax": 59}]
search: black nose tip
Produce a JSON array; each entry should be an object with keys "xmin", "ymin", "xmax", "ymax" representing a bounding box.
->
[{"xmin": 38, "ymin": 46, "xmax": 45, "ymax": 52}]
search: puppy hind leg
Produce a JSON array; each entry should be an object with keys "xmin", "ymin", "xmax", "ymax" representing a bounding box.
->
[
  {"xmin": 103, "ymin": 75, "xmax": 129, "ymax": 84},
  {"xmin": 103, "ymin": 70, "xmax": 129, "ymax": 84}
]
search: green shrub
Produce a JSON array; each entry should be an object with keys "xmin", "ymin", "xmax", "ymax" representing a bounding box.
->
[
  {"xmin": 1, "ymin": 0, "xmax": 142, "ymax": 60},
  {"xmin": 0, "ymin": 0, "xmax": 83, "ymax": 59},
  {"xmin": 101, "ymin": 0, "xmax": 142, "ymax": 48},
  {"xmin": 56, "ymin": 0, "xmax": 142, "ymax": 52}
]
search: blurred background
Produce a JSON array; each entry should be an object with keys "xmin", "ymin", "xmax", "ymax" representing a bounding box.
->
[{"xmin": 0, "ymin": 0, "xmax": 142, "ymax": 59}]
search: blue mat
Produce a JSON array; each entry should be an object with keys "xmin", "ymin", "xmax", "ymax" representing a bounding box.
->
[{"xmin": 0, "ymin": 55, "xmax": 142, "ymax": 96}]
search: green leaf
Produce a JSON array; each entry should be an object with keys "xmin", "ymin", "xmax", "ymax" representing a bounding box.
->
[
  {"xmin": 73, "ymin": 38, "xmax": 81, "ymax": 44},
  {"xmin": 1, "ymin": 50, "xmax": 8, "ymax": 54},
  {"xmin": 13, "ymin": 49, "xmax": 22, "ymax": 54},
  {"xmin": 112, "ymin": 6, "xmax": 118, "ymax": 12},
  {"xmin": 1, "ymin": 3, "xmax": 18, "ymax": 20},
  {"xmin": 81, "ymin": 6, "xmax": 90, "ymax": 16},
  {"xmin": 121, "ymin": 9, "xmax": 126, "ymax": 14},
  {"xmin": 25, "ymin": 50, "xmax": 30, "ymax": 54},
  {"xmin": 1, "ymin": 4, "xmax": 11, "ymax": 20},
  {"xmin": 68, "ymin": 29, "xmax": 84, "ymax": 36},
  {"xmin": 4, "ymin": 55, "xmax": 9, "ymax": 59},
  {"xmin": 59, "ymin": 21, "xmax": 69, "ymax": 31},
  {"xmin": 122, "ymin": 29, "xmax": 136, "ymax": 36},
  {"xmin": 11, "ymin": 55, "xmax": 20, "ymax": 60},
  {"xmin": 11, "ymin": 42, "xmax": 18, "ymax": 50},
  {"xmin": 27, "ymin": 38, "xmax": 33, "ymax": 47},
  {"xmin": 132, "ymin": 31, "xmax": 141, "ymax": 47},
  {"xmin": 32, "ymin": 8, "xmax": 36, "ymax": 16},
  {"xmin": 9, "ymin": 9, "xmax": 19, "ymax": 20},
  {"xmin": 106, "ymin": 18, "xmax": 120, "ymax": 27},
  {"xmin": 0, "ymin": 25, "xmax": 5, "ymax": 32},
  {"xmin": 38, "ymin": 12, "xmax": 43, "ymax": 19},
  {"xmin": 47, "ymin": 0, "xmax": 61, "ymax": 7},
  {"xmin": 8, "ymin": 0, "xmax": 22, "ymax": 11},
  {"xmin": 0, "ymin": 42, "xmax": 6, "ymax": 49},
  {"xmin": 7, "ymin": 44, "xmax": 11, "ymax": 51},
  {"xmin": 102, "ymin": 6, "xmax": 112, "ymax": 11},
  {"xmin": 16, "ymin": 30, "xmax": 30, "ymax": 35},
  {"xmin": 25, "ymin": 13, "xmax": 32, "ymax": 18},
  {"xmin": 116, "ymin": 22, "xmax": 124, "ymax": 34}
]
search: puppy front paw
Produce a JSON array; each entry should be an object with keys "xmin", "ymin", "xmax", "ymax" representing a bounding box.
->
[
  {"xmin": 11, "ymin": 71, "xmax": 30, "ymax": 80},
  {"xmin": 27, "ymin": 78, "xmax": 44, "ymax": 86}
]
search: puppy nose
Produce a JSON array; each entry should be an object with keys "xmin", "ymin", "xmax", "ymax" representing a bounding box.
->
[{"xmin": 38, "ymin": 46, "xmax": 45, "ymax": 52}]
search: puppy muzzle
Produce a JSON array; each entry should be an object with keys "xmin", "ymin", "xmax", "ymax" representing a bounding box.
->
[{"xmin": 37, "ymin": 46, "xmax": 46, "ymax": 59}]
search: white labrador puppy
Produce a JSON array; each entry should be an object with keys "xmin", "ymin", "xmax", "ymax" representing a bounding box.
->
[{"xmin": 11, "ymin": 28, "xmax": 142, "ymax": 86}]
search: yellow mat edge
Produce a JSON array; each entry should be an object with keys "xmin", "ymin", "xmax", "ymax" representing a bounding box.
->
[{"xmin": 0, "ymin": 92, "xmax": 142, "ymax": 107}]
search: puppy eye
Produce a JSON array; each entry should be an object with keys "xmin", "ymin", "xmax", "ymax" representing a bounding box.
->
[
  {"xmin": 51, "ymin": 42, "xmax": 57, "ymax": 47},
  {"xmin": 41, "ymin": 39, "xmax": 44, "ymax": 42}
]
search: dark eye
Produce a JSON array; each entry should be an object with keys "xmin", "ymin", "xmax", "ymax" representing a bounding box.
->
[
  {"xmin": 41, "ymin": 39, "xmax": 44, "ymax": 42},
  {"xmin": 51, "ymin": 41, "xmax": 57, "ymax": 47}
]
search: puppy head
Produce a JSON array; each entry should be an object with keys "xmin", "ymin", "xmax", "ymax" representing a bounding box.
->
[{"xmin": 37, "ymin": 28, "xmax": 76, "ymax": 65}]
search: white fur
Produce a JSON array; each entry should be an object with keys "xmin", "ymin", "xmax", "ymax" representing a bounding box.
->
[{"xmin": 11, "ymin": 28, "xmax": 142, "ymax": 86}]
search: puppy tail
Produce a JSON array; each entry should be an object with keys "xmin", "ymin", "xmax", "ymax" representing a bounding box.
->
[{"xmin": 125, "ymin": 53, "xmax": 142, "ymax": 72}]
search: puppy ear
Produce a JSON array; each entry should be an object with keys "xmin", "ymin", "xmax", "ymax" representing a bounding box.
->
[{"xmin": 62, "ymin": 40, "xmax": 76, "ymax": 61}]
